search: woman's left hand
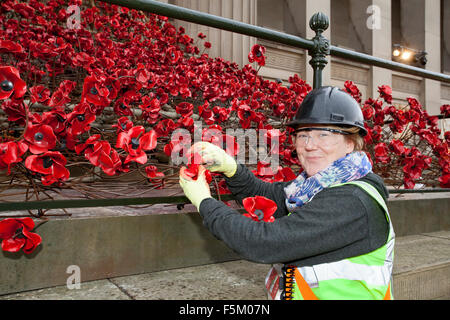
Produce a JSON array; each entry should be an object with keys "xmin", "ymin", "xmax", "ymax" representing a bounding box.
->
[{"xmin": 179, "ymin": 165, "xmax": 212, "ymax": 211}]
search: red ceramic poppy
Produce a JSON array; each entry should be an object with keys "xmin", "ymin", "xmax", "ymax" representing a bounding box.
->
[
  {"xmin": 343, "ymin": 80, "xmax": 362, "ymax": 103},
  {"xmin": 24, "ymin": 151, "xmax": 70, "ymax": 185},
  {"xmin": 116, "ymin": 126, "xmax": 157, "ymax": 164},
  {"xmin": 23, "ymin": 122, "xmax": 57, "ymax": 154},
  {"xmin": 378, "ymin": 85, "xmax": 392, "ymax": 104},
  {"xmin": 66, "ymin": 103, "xmax": 96, "ymax": 136},
  {"xmin": 389, "ymin": 139, "xmax": 406, "ymax": 156},
  {"xmin": 112, "ymin": 116, "xmax": 134, "ymax": 133},
  {"xmin": 175, "ymin": 102, "xmax": 194, "ymax": 118},
  {"xmin": 181, "ymin": 163, "xmax": 212, "ymax": 184},
  {"xmin": 0, "ymin": 140, "xmax": 28, "ymax": 174},
  {"xmin": 248, "ymin": 44, "xmax": 266, "ymax": 66},
  {"xmin": 242, "ymin": 196, "xmax": 276, "ymax": 223},
  {"xmin": 0, "ymin": 66, "xmax": 26, "ymax": 100},
  {"xmin": 273, "ymin": 166, "xmax": 297, "ymax": 182},
  {"xmin": 0, "ymin": 40, "xmax": 23, "ymax": 53},
  {"xmin": 145, "ymin": 165, "xmax": 165, "ymax": 188},
  {"xmin": 236, "ymin": 104, "xmax": 255, "ymax": 129},
  {"xmin": 47, "ymin": 80, "xmax": 76, "ymax": 108},
  {"xmin": 0, "ymin": 217, "xmax": 42, "ymax": 254},
  {"xmin": 81, "ymin": 75, "xmax": 112, "ymax": 107},
  {"xmin": 438, "ymin": 174, "xmax": 450, "ymax": 188},
  {"xmin": 374, "ymin": 142, "xmax": 391, "ymax": 164},
  {"xmin": 30, "ymin": 85, "xmax": 51, "ymax": 104}
]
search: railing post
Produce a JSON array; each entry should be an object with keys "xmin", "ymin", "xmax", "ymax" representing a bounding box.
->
[{"xmin": 308, "ymin": 12, "xmax": 330, "ymax": 89}]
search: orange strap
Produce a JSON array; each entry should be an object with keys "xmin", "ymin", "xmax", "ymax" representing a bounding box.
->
[
  {"xmin": 294, "ymin": 268, "xmax": 319, "ymax": 300},
  {"xmin": 384, "ymin": 283, "xmax": 391, "ymax": 300}
]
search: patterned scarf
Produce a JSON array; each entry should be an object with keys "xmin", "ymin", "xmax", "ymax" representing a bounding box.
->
[{"xmin": 284, "ymin": 151, "xmax": 372, "ymax": 211}]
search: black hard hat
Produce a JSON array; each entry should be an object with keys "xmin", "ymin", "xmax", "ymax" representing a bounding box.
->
[{"xmin": 287, "ymin": 86, "xmax": 367, "ymax": 136}]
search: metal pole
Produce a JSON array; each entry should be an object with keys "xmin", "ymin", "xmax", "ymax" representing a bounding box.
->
[{"xmin": 308, "ymin": 12, "xmax": 330, "ymax": 89}]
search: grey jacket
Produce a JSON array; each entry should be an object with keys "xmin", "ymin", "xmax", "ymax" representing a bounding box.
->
[{"xmin": 198, "ymin": 163, "xmax": 390, "ymax": 267}]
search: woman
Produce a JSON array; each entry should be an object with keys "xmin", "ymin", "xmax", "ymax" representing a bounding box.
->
[{"xmin": 179, "ymin": 86, "xmax": 395, "ymax": 300}]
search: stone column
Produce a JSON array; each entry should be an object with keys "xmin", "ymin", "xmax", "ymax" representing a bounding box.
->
[
  {"xmin": 173, "ymin": 0, "xmax": 257, "ymax": 67},
  {"xmin": 423, "ymin": 0, "xmax": 441, "ymax": 115},
  {"xmin": 368, "ymin": 0, "xmax": 392, "ymax": 99}
]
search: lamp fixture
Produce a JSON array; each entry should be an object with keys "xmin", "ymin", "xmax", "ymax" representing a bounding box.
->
[{"xmin": 392, "ymin": 44, "xmax": 427, "ymax": 66}]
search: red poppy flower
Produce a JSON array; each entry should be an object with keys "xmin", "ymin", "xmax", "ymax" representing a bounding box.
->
[
  {"xmin": 378, "ymin": 85, "xmax": 392, "ymax": 104},
  {"xmin": 248, "ymin": 44, "xmax": 266, "ymax": 66},
  {"xmin": 374, "ymin": 142, "xmax": 390, "ymax": 164},
  {"xmin": 237, "ymin": 103, "xmax": 255, "ymax": 129},
  {"xmin": 389, "ymin": 139, "xmax": 406, "ymax": 156},
  {"xmin": 13, "ymin": 2, "xmax": 35, "ymax": 18},
  {"xmin": 198, "ymin": 103, "xmax": 216, "ymax": 125},
  {"xmin": 0, "ymin": 40, "xmax": 23, "ymax": 53},
  {"xmin": 0, "ymin": 66, "xmax": 27, "ymax": 100},
  {"xmin": 41, "ymin": 109, "xmax": 67, "ymax": 135},
  {"xmin": 30, "ymin": 85, "xmax": 51, "ymax": 104},
  {"xmin": 145, "ymin": 165, "xmax": 165, "ymax": 188},
  {"xmin": 0, "ymin": 99, "xmax": 27, "ymax": 124},
  {"xmin": 438, "ymin": 173, "xmax": 450, "ymax": 188},
  {"xmin": 181, "ymin": 162, "xmax": 213, "ymax": 184},
  {"xmin": 48, "ymin": 80, "xmax": 76, "ymax": 108},
  {"xmin": 112, "ymin": 117, "xmax": 134, "ymax": 133},
  {"xmin": 440, "ymin": 104, "xmax": 450, "ymax": 118},
  {"xmin": 0, "ymin": 140, "xmax": 28, "ymax": 174},
  {"xmin": 343, "ymin": 80, "xmax": 361, "ymax": 103},
  {"xmin": 81, "ymin": 75, "xmax": 113, "ymax": 107},
  {"xmin": 141, "ymin": 97, "xmax": 161, "ymax": 124},
  {"xmin": 76, "ymin": 135, "xmax": 128, "ymax": 176},
  {"xmin": 75, "ymin": 135, "xmax": 114, "ymax": 171},
  {"xmin": 66, "ymin": 103, "xmax": 96, "ymax": 136},
  {"xmin": 281, "ymin": 148, "xmax": 302, "ymax": 166},
  {"xmin": 362, "ymin": 104, "xmax": 374, "ymax": 120},
  {"xmin": 175, "ymin": 102, "xmax": 194, "ymax": 117},
  {"xmin": 154, "ymin": 119, "xmax": 177, "ymax": 138},
  {"xmin": 166, "ymin": 46, "xmax": 182, "ymax": 64},
  {"xmin": 242, "ymin": 196, "xmax": 276, "ymax": 223},
  {"xmin": 72, "ymin": 52, "xmax": 96, "ymax": 68},
  {"xmin": 24, "ymin": 151, "xmax": 70, "ymax": 185},
  {"xmin": 116, "ymin": 126, "xmax": 157, "ymax": 164},
  {"xmin": 23, "ymin": 122, "xmax": 57, "ymax": 154},
  {"xmin": 273, "ymin": 166, "xmax": 297, "ymax": 182},
  {"xmin": 0, "ymin": 217, "xmax": 42, "ymax": 254}
]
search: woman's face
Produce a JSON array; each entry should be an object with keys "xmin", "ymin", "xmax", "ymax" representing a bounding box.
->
[{"xmin": 295, "ymin": 126, "xmax": 355, "ymax": 177}]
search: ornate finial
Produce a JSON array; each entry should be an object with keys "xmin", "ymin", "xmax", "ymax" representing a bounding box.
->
[
  {"xmin": 308, "ymin": 12, "xmax": 330, "ymax": 88},
  {"xmin": 309, "ymin": 12, "xmax": 329, "ymax": 35}
]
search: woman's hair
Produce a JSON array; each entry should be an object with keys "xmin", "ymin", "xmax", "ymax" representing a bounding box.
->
[{"xmin": 339, "ymin": 126, "xmax": 365, "ymax": 151}]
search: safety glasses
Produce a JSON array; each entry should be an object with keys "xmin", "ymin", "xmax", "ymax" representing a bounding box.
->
[{"xmin": 295, "ymin": 127, "xmax": 350, "ymax": 147}]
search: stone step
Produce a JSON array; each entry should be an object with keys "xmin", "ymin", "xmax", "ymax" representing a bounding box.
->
[
  {"xmin": 392, "ymin": 231, "xmax": 450, "ymax": 300},
  {"xmin": 0, "ymin": 231, "xmax": 449, "ymax": 300}
]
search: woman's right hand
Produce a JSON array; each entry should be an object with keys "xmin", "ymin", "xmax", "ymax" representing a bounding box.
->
[{"xmin": 190, "ymin": 141, "xmax": 237, "ymax": 178}]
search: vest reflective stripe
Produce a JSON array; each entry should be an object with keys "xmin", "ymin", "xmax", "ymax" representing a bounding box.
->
[{"xmin": 292, "ymin": 180, "xmax": 395, "ymax": 300}]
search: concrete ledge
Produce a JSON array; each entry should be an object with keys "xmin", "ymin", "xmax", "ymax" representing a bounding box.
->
[{"xmin": 1, "ymin": 231, "xmax": 449, "ymax": 300}]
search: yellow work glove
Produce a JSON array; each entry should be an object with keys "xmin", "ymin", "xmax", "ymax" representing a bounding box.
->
[
  {"xmin": 179, "ymin": 165, "xmax": 212, "ymax": 211},
  {"xmin": 190, "ymin": 142, "xmax": 237, "ymax": 178}
]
